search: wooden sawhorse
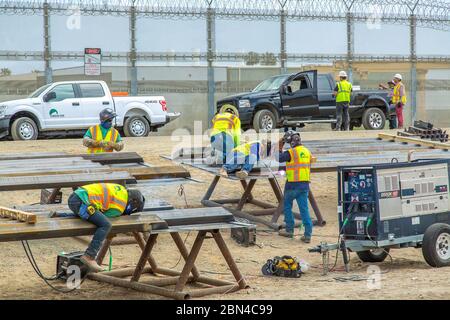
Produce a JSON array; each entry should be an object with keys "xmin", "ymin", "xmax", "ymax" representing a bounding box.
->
[{"xmin": 89, "ymin": 228, "xmax": 248, "ymax": 299}]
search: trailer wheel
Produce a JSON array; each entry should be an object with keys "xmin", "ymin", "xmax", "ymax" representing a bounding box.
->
[
  {"xmin": 356, "ymin": 248, "xmax": 389, "ymax": 263},
  {"xmin": 422, "ymin": 223, "xmax": 450, "ymax": 268}
]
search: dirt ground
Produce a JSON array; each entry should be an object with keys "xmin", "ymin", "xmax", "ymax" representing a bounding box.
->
[{"xmin": 0, "ymin": 129, "xmax": 449, "ymax": 300}]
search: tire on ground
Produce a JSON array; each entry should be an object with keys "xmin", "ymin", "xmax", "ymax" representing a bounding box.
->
[
  {"xmin": 356, "ymin": 248, "xmax": 390, "ymax": 263},
  {"xmin": 123, "ymin": 115, "xmax": 150, "ymax": 137},
  {"xmin": 11, "ymin": 116, "xmax": 39, "ymax": 141},
  {"xmin": 362, "ymin": 107, "xmax": 386, "ymax": 130},
  {"xmin": 422, "ymin": 223, "xmax": 450, "ymax": 268},
  {"xmin": 253, "ymin": 109, "xmax": 277, "ymax": 133}
]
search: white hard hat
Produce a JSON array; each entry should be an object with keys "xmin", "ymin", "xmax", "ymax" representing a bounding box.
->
[
  {"xmin": 339, "ymin": 71, "xmax": 348, "ymax": 78},
  {"xmin": 394, "ymin": 73, "xmax": 402, "ymax": 80}
]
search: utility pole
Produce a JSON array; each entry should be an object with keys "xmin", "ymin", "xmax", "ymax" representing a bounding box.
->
[
  {"xmin": 279, "ymin": 1, "xmax": 288, "ymax": 74},
  {"xmin": 344, "ymin": 0, "xmax": 355, "ymax": 82},
  {"xmin": 43, "ymin": 1, "xmax": 52, "ymax": 84},
  {"xmin": 410, "ymin": 13, "xmax": 417, "ymax": 123},
  {"xmin": 206, "ymin": 3, "xmax": 216, "ymax": 123},
  {"xmin": 129, "ymin": 2, "xmax": 138, "ymax": 95}
]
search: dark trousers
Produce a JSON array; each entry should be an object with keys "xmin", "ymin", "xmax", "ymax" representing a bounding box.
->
[
  {"xmin": 336, "ymin": 102, "xmax": 350, "ymax": 130},
  {"xmin": 68, "ymin": 193, "xmax": 112, "ymax": 259}
]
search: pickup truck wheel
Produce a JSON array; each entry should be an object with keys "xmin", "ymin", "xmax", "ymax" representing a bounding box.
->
[
  {"xmin": 123, "ymin": 115, "xmax": 150, "ymax": 137},
  {"xmin": 362, "ymin": 108, "xmax": 386, "ymax": 130},
  {"xmin": 253, "ymin": 109, "xmax": 277, "ymax": 133},
  {"xmin": 11, "ymin": 117, "xmax": 38, "ymax": 141}
]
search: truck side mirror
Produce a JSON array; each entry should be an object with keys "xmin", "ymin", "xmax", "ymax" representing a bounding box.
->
[{"xmin": 43, "ymin": 91, "xmax": 56, "ymax": 102}]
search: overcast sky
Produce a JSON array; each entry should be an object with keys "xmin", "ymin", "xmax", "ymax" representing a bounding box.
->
[{"xmin": 0, "ymin": 14, "xmax": 449, "ymax": 74}]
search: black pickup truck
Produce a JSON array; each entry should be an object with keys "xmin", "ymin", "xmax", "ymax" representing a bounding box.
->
[{"xmin": 217, "ymin": 70, "xmax": 394, "ymax": 132}]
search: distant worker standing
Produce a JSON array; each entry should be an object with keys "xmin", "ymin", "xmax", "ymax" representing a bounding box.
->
[
  {"xmin": 277, "ymin": 131, "xmax": 313, "ymax": 243},
  {"xmin": 208, "ymin": 105, "xmax": 241, "ymax": 165},
  {"xmin": 333, "ymin": 71, "xmax": 353, "ymax": 131},
  {"xmin": 392, "ymin": 74, "xmax": 407, "ymax": 129},
  {"xmin": 83, "ymin": 108, "xmax": 124, "ymax": 153}
]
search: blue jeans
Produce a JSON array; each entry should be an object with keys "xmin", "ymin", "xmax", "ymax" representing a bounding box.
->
[
  {"xmin": 68, "ymin": 193, "xmax": 112, "ymax": 259},
  {"xmin": 284, "ymin": 188, "xmax": 312, "ymax": 238},
  {"xmin": 211, "ymin": 132, "xmax": 234, "ymax": 164},
  {"xmin": 223, "ymin": 152, "xmax": 257, "ymax": 173}
]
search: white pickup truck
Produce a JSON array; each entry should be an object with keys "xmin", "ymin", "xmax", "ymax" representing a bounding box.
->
[{"xmin": 0, "ymin": 80, "xmax": 180, "ymax": 140}]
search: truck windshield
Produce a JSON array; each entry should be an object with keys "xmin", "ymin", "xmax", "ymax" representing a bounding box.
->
[
  {"xmin": 253, "ymin": 75, "xmax": 290, "ymax": 92},
  {"xmin": 28, "ymin": 84, "xmax": 51, "ymax": 98}
]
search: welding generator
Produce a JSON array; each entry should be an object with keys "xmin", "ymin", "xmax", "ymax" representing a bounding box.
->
[{"xmin": 310, "ymin": 159, "xmax": 450, "ymax": 268}]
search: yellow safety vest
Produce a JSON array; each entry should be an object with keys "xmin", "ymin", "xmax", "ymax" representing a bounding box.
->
[
  {"xmin": 336, "ymin": 80, "xmax": 352, "ymax": 103},
  {"xmin": 212, "ymin": 112, "xmax": 239, "ymax": 132},
  {"xmin": 232, "ymin": 141, "xmax": 260, "ymax": 156},
  {"xmin": 82, "ymin": 183, "xmax": 128, "ymax": 213},
  {"xmin": 286, "ymin": 146, "xmax": 312, "ymax": 182},
  {"xmin": 87, "ymin": 124, "xmax": 120, "ymax": 154},
  {"xmin": 392, "ymin": 82, "xmax": 407, "ymax": 105}
]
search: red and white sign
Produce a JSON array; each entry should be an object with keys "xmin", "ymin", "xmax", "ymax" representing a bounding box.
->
[{"xmin": 84, "ymin": 48, "xmax": 102, "ymax": 76}]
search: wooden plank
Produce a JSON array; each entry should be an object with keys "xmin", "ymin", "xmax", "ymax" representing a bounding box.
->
[
  {"xmin": 81, "ymin": 152, "xmax": 144, "ymax": 164},
  {"xmin": 0, "ymin": 165, "xmax": 190, "ymax": 180},
  {"xmin": 0, "ymin": 152, "xmax": 144, "ymax": 165},
  {"xmin": 0, "ymin": 206, "xmax": 37, "ymax": 224},
  {"xmin": 378, "ymin": 133, "xmax": 450, "ymax": 150},
  {"xmin": 0, "ymin": 214, "xmax": 164, "ymax": 242},
  {"xmin": 0, "ymin": 172, "xmax": 134, "ymax": 191}
]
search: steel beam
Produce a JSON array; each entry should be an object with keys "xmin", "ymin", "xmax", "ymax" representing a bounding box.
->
[
  {"xmin": 410, "ymin": 13, "xmax": 418, "ymax": 124},
  {"xmin": 346, "ymin": 11, "xmax": 354, "ymax": 82},
  {"xmin": 280, "ymin": 7, "xmax": 287, "ymax": 74}
]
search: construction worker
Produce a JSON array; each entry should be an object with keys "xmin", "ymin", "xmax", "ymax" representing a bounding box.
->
[
  {"xmin": 392, "ymin": 73, "xmax": 407, "ymax": 129},
  {"xmin": 277, "ymin": 131, "xmax": 313, "ymax": 243},
  {"xmin": 63, "ymin": 183, "xmax": 145, "ymax": 272},
  {"xmin": 333, "ymin": 71, "xmax": 353, "ymax": 131},
  {"xmin": 207, "ymin": 105, "xmax": 241, "ymax": 165},
  {"xmin": 379, "ymin": 80, "xmax": 397, "ymax": 129},
  {"xmin": 83, "ymin": 108, "xmax": 124, "ymax": 153},
  {"xmin": 219, "ymin": 140, "xmax": 272, "ymax": 179}
]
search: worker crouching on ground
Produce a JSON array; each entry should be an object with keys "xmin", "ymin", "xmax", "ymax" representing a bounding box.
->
[
  {"xmin": 83, "ymin": 108, "xmax": 124, "ymax": 153},
  {"xmin": 333, "ymin": 71, "xmax": 353, "ymax": 131},
  {"xmin": 59, "ymin": 183, "xmax": 145, "ymax": 272},
  {"xmin": 392, "ymin": 73, "xmax": 407, "ymax": 129},
  {"xmin": 207, "ymin": 105, "xmax": 241, "ymax": 166},
  {"xmin": 276, "ymin": 131, "xmax": 313, "ymax": 243},
  {"xmin": 219, "ymin": 140, "xmax": 272, "ymax": 179}
]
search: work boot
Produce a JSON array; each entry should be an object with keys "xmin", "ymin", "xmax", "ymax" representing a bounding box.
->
[
  {"xmin": 219, "ymin": 168, "xmax": 228, "ymax": 177},
  {"xmin": 80, "ymin": 255, "xmax": 104, "ymax": 273},
  {"xmin": 48, "ymin": 211, "xmax": 57, "ymax": 218},
  {"xmin": 279, "ymin": 230, "xmax": 294, "ymax": 238},
  {"xmin": 205, "ymin": 156, "xmax": 216, "ymax": 166},
  {"xmin": 235, "ymin": 170, "xmax": 249, "ymax": 180},
  {"xmin": 300, "ymin": 236, "xmax": 311, "ymax": 244}
]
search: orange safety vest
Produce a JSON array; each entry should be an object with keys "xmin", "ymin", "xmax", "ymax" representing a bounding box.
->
[
  {"xmin": 286, "ymin": 145, "xmax": 312, "ymax": 182},
  {"xmin": 87, "ymin": 124, "xmax": 119, "ymax": 154},
  {"xmin": 212, "ymin": 112, "xmax": 238, "ymax": 131},
  {"xmin": 82, "ymin": 183, "xmax": 128, "ymax": 213},
  {"xmin": 392, "ymin": 82, "xmax": 407, "ymax": 105}
]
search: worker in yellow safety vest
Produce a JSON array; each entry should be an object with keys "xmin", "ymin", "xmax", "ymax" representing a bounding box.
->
[
  {"xmin": 219, "ymin": 140, "xmax": 272, "ymax": 179},
  {"xmin": 52, "ymin": 183, "xmax": 145, "ymax": 272},
  {"xmin": 83, "ymin": 108, "xmax": 124, "ymax": 153},
  {"xmin": 276, "ymin": 131, "xmax": 314, "ymax": 242},
  {"xmin": 207, "ymin": 105, "xmax": 241, "ymax": 165},
  {"xmin": 392, "ymin": 73, "xmax": 407, "ymax": 129},
  {"xmin": 333, "ymin": 71, "xmax": 353, "ymax": 131}
]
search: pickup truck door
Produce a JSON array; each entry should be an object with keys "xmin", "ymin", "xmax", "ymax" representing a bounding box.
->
[
  {"xmin": 317, "ymin": 74, "xmax": 337, "ymax": 118},
  {"xmin": 42, "ymin": 83, "xmax": 83, "ymax": 129},
  {"xmin": 75, "ymin": 83, "xmax": 113, "ymax": 128},
  {"xmin": 280, "ymin": 70, "xmax": 320, "ymax": 118}
]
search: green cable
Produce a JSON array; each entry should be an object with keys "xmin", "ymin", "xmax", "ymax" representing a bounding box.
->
[{"xmin": 108, "ymin": 247, "xmax": 113, "ymax": 271}]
